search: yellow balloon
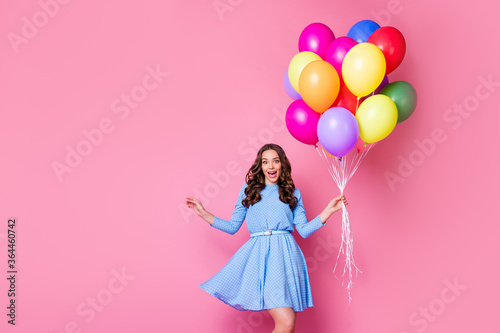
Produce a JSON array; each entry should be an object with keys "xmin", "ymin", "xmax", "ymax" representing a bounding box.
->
[
  {"xmin": 299, "ymin": 60, "xmax": 340, "ymax": 113},
  {"xmin": 356, "ymin": 94, "xmax": 397, "ymax": 143},
  {"xmin": 288, "ymin": 51, "xmax": 322, "ymax": 93},
  {"xmin": 342, "ymin": 43, "xmax": 386, "ymax": 97}
]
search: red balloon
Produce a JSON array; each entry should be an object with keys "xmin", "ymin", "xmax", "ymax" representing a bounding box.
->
[
  {"xmin": 368, "ymin": 26, "xmax": 406, "ymax": 75},
  {"xmin": 331, "ymin": 84, "xmax": 359, "ymax": 115}
]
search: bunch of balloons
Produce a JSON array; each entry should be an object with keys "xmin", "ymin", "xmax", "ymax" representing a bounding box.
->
[
  {"xmin": 284, "ymin": 20, "xmax": 417, "ymax": 304},
  {"xmin": 285, "ymin": 20, "xmax": 417, "ymax": 157}
]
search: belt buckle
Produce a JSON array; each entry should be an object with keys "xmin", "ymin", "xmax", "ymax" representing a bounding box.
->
[{"xmin": 263, "ymin": 230, "xmax": 272, "ymax": 236}]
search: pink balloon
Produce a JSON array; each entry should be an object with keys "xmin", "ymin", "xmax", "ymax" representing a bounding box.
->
[
  {"xmin": 298, "ymin": 23, "xmax": 335, "ymax": 59},
  {"xmin": 355, "ymin": 136, "xmax": 376, "ymax": 152},
  {"xmin": 325, "ymin": 36, "xmax": 358, "ymax": 82},
  {"xmin": 285, "ymin": 99, "xmax": 320, "ymax": 145}
]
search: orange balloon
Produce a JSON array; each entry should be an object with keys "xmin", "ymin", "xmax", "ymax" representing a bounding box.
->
[{"xmin": 299, "ymin": 60, "xmax": 340, "ymax": 113}]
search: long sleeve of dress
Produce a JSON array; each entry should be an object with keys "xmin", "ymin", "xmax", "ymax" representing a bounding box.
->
[
  {"xmin": 210, "ymin": 184, "xmax": 248, "ymax": 235},
  {"xmin": 293, "ymin": 188, "xmax": 325, "ymax": 239}
]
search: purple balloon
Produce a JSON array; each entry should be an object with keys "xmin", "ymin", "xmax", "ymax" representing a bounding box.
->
[
  {"xmin": 317, "ymin": 107, "xmax": 359, "ymax": 156},
  {"xmin": 373, "ymin": 76, "xmax": 389, "ymax": 95},
  {"xmin": 283, "ymin": 69, "xmax": 301, "ymax": 100},
  {"xmin": 360, "ymin": 76, "xmax": 389, "ymax": 102},
  {"xmin": 298, "ymin": 23, "xmax": 335, "ymax": 59},
  {"xmin": 325, "ymin": 36, "xmax": 358, "ymax": 82},
  {"xmin": 286, "ymin": 99, "xmax": 320, "ymax": 145}
]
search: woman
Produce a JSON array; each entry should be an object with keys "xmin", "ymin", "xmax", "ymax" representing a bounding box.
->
[{"xmin": 186, "ymin": 143, "xmax": 346, "ymax": 333}]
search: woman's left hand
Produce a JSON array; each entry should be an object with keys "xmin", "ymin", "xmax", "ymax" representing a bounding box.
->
[
  {"xmin": 329, "ymin": 194, "xmax": 347, "ymax": 213},
  {"xmin": 320, "ymin": 194, "xmax": 347, "ymax": 224}
]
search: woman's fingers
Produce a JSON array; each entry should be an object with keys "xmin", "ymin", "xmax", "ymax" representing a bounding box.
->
[
  {"xmin": 186, "ymin": 197, "xmax": 202, "ymax": 206},
  {"xmin": 186, "ymin": 197, "xmax": 205, "ymax": 214},
  {"xmin": 332, "ymin": 195, "xmax": 341, "ymax": 203},
  {"xmin": 186, "ymin": 198, "xmax": 198, "ymax": 208},
  {"xmin": 332, "ymin": 194, "xmax": 348, "ymax": 207},
  {"xmin": 186, "ymin": 197, "xmax": 201, "ymax": 204}
]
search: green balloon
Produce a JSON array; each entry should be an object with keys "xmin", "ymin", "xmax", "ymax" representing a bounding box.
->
[{"xmin": 380, "ymin": 81, "xmax": 417, "ymax": 123}]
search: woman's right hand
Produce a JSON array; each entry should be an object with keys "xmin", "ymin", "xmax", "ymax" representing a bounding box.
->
[
  {"xmin": 185, "ymin": 197, "xmax": 206, "ymax": 217},
  {"xmin": 186, "ymin": 197, "xmax": 214, "ymax": 224}
]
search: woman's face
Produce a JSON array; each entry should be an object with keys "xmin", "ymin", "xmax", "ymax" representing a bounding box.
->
[{"xmin": 261, "ymin": 149, "xmax": 282, "ymax": 185}]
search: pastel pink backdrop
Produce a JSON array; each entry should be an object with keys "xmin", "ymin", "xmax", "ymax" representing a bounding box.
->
[{"xmin": 1, "ymin": 0, "xmax": 499, "ymax": 332}]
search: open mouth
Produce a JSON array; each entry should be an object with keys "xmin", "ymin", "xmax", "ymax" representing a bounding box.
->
[{"xmin": 268, "ymin": 171, "xmax": 277, "ymax": 178}]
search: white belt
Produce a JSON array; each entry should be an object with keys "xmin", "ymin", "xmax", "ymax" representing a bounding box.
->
[{"xmin": 250, "ymin": 230, "xmax": 291, "ymax": 237}]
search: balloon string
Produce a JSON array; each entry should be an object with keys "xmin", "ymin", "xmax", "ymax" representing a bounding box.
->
[
  {"xmin": 315, "ymin": 145, "xmax": 341, "ymax": 188},
  {"xmin": 314, "ymin": 142, "xmax": 373, "ymax": 305}
]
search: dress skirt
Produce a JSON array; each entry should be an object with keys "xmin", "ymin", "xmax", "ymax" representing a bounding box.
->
[{"xmin": 199, "ymin": 232, "xmax": 314, "ymax": 312}]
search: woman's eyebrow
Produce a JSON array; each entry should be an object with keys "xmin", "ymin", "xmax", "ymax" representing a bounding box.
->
[{"xmin": 262, "ymin": 157, "xmax": 279, "ymax": 160}]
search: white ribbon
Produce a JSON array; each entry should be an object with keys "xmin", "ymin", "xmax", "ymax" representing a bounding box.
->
[{"xmin": 314, "ymin": 142, "xmax": 373, "ymax": 305}]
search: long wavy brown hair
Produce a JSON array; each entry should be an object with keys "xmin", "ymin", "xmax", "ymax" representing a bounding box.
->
[{"xmin": 242, "ymin": 143, "xmax": 298, "ymax": 210}]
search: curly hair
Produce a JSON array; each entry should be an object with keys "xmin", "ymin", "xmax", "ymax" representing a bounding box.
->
[{"xmin": 242, "ymin": 143, "xmax": 298, "ymax": 210}]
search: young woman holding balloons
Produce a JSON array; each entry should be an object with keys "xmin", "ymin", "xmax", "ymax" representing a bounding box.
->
[
  {"xmin": 188, "ymin": 18, "xmax": 417, "ymax": 332},
  {"xmin": 187, "ymin": 143, "xmax": 347, "ymax": 332}
]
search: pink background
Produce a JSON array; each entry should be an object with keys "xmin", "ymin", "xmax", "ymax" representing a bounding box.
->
[{"xmin": 1, "ymin": 0, "xmax": 499, "ymax": 332}]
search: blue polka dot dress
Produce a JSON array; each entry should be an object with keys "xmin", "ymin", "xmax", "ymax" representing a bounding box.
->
[{"xmin": 199, "ymin": 183, "xmax": 326, "ymax": 312}]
